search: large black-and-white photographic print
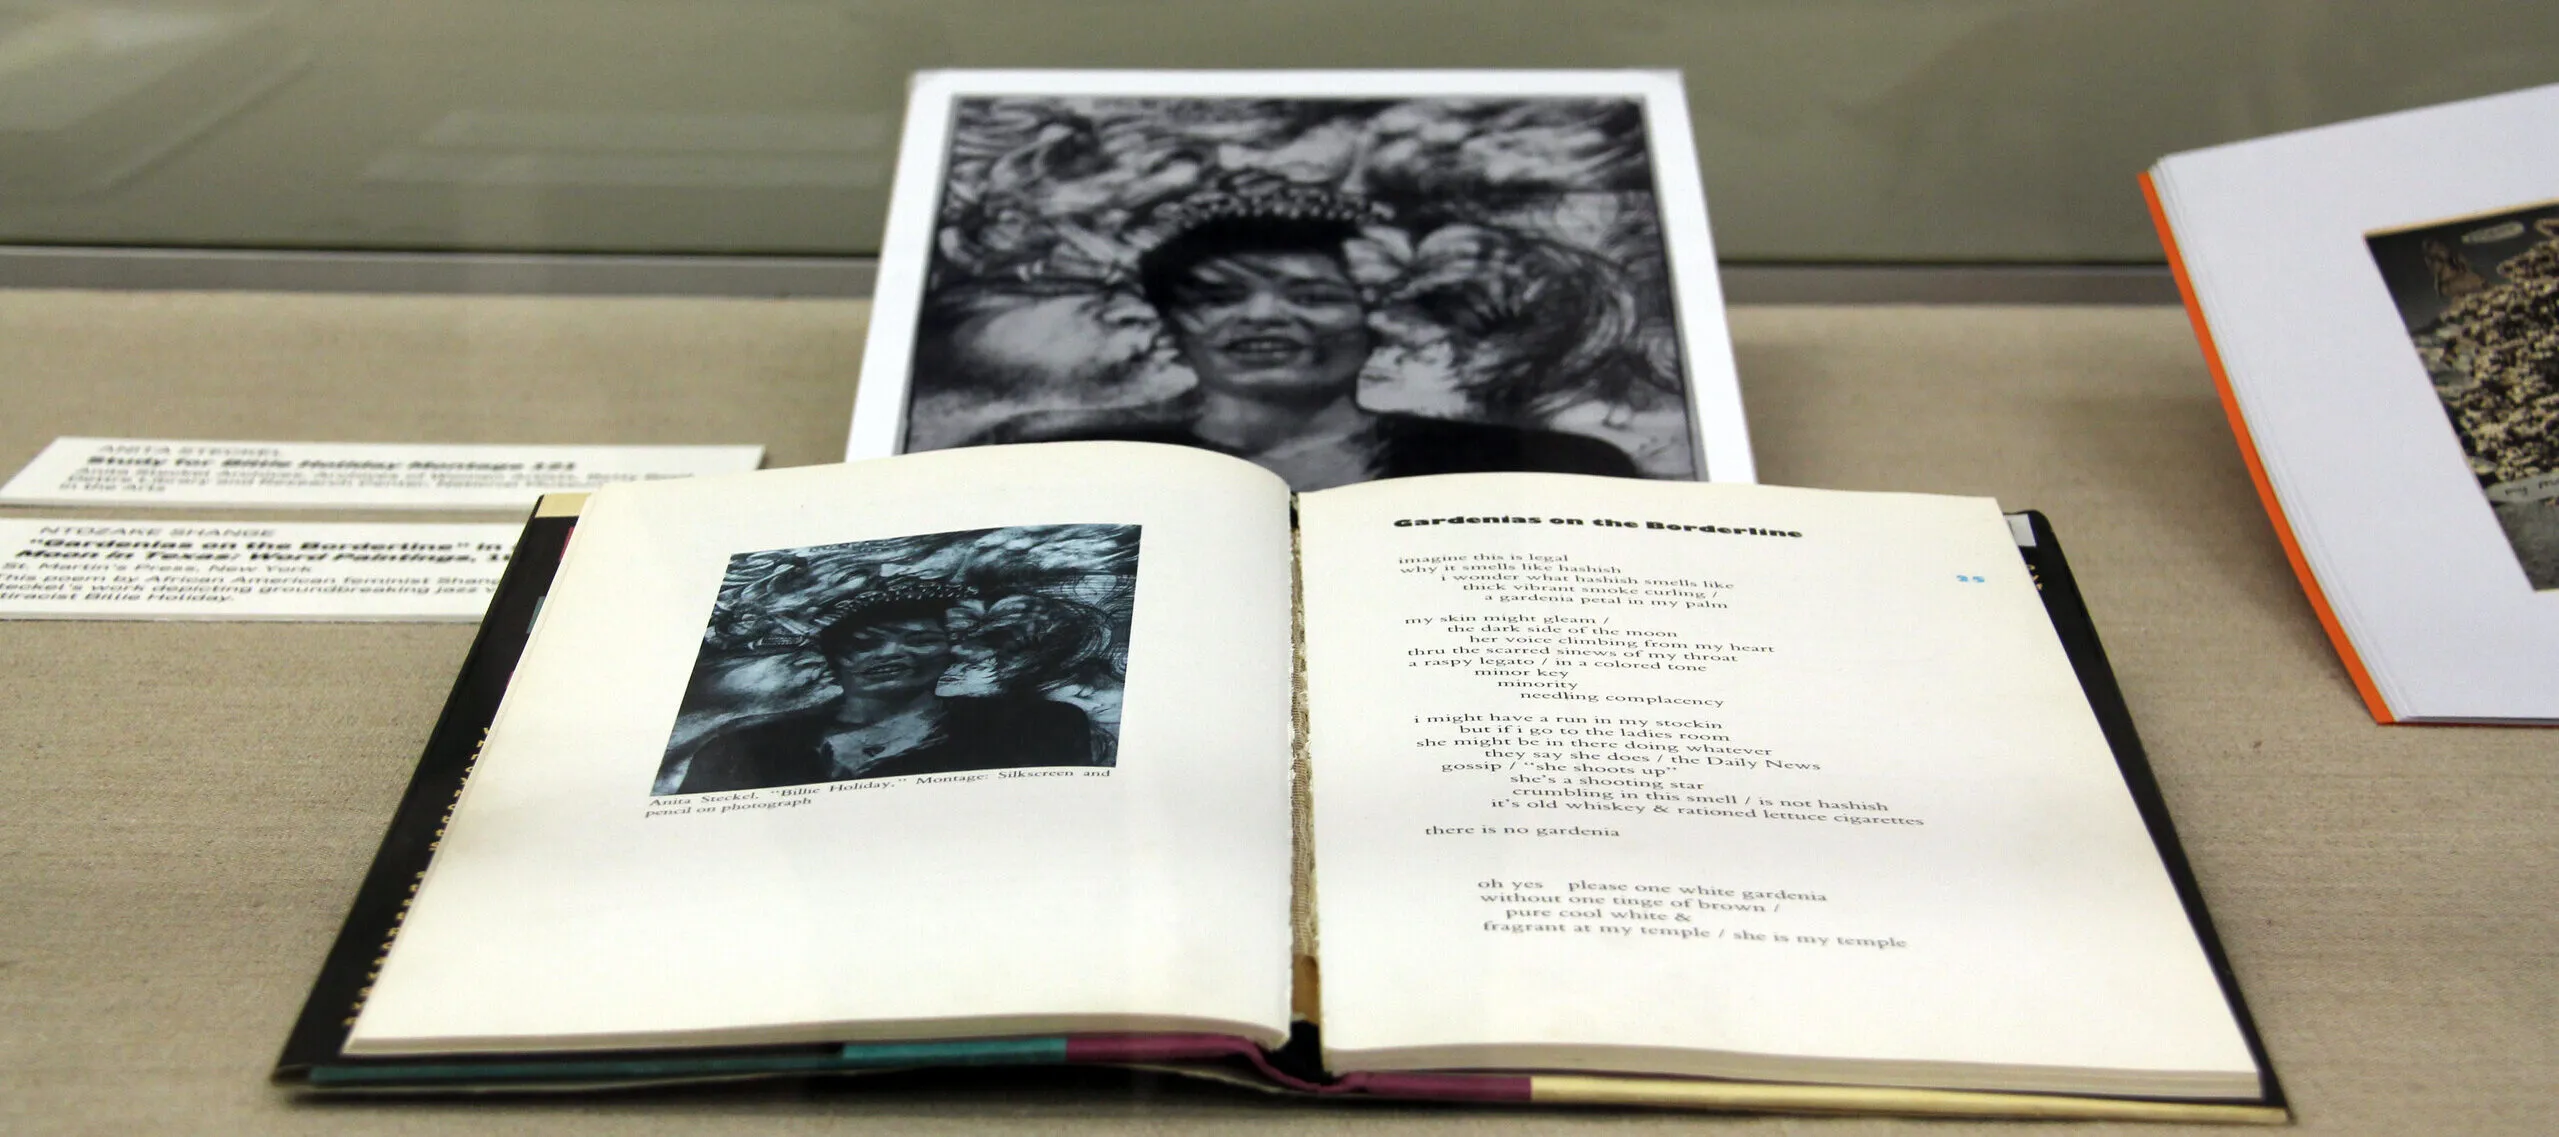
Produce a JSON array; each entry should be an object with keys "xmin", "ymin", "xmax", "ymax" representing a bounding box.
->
[
  {"xmin": 851, "ymin": 72, "xmax": 1751, "ymax": 493},
  {"xmin": 654, "ymin": 523, "xmax": 1139, "ymax": 795},
  {"xmin": 2367, "ymin": 198, "xmax": 2559, "ymax": 590}
]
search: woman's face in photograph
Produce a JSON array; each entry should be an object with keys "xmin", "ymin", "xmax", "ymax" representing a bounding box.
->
[
  {"xmin": 1162, "ymin": 251, "xmax": 1372, "ymax": 403},
  {"xmin": 826, "ymin": 616, "xmax": 955, "ymax": 699},
  {"xmin": 948, "ymin": 289, "xmax": 1163, "ymax": 395}
]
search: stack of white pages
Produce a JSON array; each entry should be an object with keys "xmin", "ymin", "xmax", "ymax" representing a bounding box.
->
[{"xmin": 2146, "ymin": 83, "xmax": 2559, "ymax": 723}]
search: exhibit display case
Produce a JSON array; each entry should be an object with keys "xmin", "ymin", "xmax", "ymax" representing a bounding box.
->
[{"xmin": 1, "ymin": 5, "xmax": 2553, "ymax": 1135}]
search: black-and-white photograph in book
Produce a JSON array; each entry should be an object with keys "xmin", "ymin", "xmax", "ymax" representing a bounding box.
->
[
  {"xmin": 2367, "ymin": 198, "xmax": 2559, "ymax": 590},
  {"xmin": 653, "ymin": 523, "xmax": 1139, "ymax": 795},
  {"xmin": 850, "ymin": 72, "xmax": 1754, "ymax": 493}
]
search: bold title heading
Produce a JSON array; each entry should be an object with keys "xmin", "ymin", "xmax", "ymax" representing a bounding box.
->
[{"xmin": 1392, "ymin": 515, "xmax": 1802, "ymax": 538}]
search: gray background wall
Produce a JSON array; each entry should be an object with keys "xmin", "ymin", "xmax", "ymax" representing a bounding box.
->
[{"xmin": 1, "ymin": 1, "xmax": 2553, "ymax": 261}]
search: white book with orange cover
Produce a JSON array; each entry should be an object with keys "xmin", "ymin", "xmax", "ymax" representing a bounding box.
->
[{"xmin": 2145, "ymin": 83, "xmax": 2559, "ymax": 724}]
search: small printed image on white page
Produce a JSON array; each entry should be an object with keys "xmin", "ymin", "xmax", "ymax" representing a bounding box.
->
[
  {"xmin": 1298, "ymin": 474, "xmax": 2254, "ymax": 1088},
  {"xmin": 352, "ymin": 442, "xmax": 1297, "ymax": 1053}
]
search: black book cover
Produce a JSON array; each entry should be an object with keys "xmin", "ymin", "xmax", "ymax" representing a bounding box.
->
[
  {"xmin": 2010, "ymin": 510, "xmax": 2287, "ymax": 1115},
  {"xmin": 274, "ymin": 507, "xmax": 581, "ymax": 1075}
]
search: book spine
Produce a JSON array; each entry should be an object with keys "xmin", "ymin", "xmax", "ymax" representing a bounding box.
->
[
  {"xmin": 2016, "ymin": 511, "xmax": 2287, "ymax": 1117},
  {"xmin": 273, "ymin": 508, "xmax": 580, "ymax": 1075},
  {"xmin": 2139, "ymin": 169, "xmax": 2396, "ymax": 723}
]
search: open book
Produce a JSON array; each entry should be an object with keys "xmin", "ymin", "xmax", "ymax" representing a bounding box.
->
[{"xmin": 277, "ymin": 443, "xmax": 2283, "ymax": 1121}]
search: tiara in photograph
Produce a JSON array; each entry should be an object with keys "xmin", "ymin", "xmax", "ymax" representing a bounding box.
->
[
  {"xmin": 1144, "ymin": 176, "xmax": 1393, "ymax": 244},
  {"xmin": 812, "ymin": 578, "xmax": 977, "ymax": 629}
]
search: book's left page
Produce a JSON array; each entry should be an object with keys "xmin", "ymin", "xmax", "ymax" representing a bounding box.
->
[{"xmin": 347, "ymin": 442, "xmax": 1299, "ymax": 1054}]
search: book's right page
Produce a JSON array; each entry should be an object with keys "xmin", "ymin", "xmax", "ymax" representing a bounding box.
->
[{"xmin": 1298, "ymin": 474, "xmax": 2260, "ymax": 1099}]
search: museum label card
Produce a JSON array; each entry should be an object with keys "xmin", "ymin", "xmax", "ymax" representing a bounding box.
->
[
  {"xmin": 848, "ymin": 69, "xmax": 1754, "ymax": 491},
  {"xmin": 0, "ymin": 438, "xmax": 764, "ymax": 510},
  {"xmin": 0, "ymin": 519, "xmax": 522, "ymax": 621}
]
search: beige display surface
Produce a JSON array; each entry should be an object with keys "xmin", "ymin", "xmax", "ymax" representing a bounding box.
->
[{"xmin": 1, "ymin": 289, "xmax": 2551, "ymax": 1135}]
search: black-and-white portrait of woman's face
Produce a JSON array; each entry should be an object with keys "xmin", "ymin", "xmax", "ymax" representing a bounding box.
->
[
  {"xmin": 877, "ymin": 87, "xmax": 1722, "ymax": 490},
  {"xmin": 1160, "ymin": 249, "xmax": 1374, "ymax": 405},
  {"xmin": 824, "ymin": 615, "xmax": 955, "ymax": 700},
  {"xmin": 652, "ymin": 523, "xmax": 1140, "ymax": 795}
]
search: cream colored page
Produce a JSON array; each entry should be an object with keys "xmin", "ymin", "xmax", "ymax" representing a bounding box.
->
[
  {"xmin": 1300, "ymin": 475, "xmax": 2254, "ymax": 1081},
  {"xmin": 353, "ymin": 443, "xmax": 1296, "ymax": 1051}
]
